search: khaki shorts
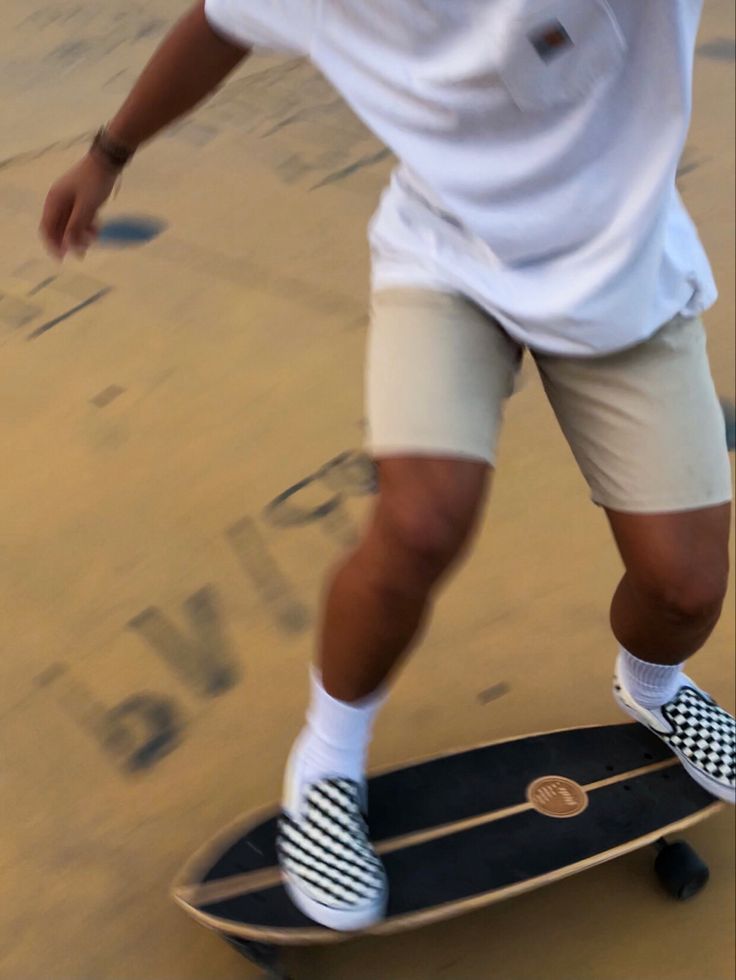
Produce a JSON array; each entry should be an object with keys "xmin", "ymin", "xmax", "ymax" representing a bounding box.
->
[{"xmin": 366, "ymin": 289, "xmax": 733, "ymax": 513}]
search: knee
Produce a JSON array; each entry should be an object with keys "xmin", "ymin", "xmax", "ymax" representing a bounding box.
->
[
  {"xmin": 357, "ymin": 457, "xmax": 488, "ymax": 591},
  {"xmin": 374, "ymin": 491, "xmax": 480, "ymax": 586},
  {"xmin": 637, "ymin": 558, "xmax": 729, "ymax": 625},
  {"xmin": 388, "ymin": 504, "xmax": 468, "ymax": 571}
]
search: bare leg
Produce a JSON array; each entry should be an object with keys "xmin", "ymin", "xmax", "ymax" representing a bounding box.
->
[
  {"xmin": 607, "ymin": 502, "xmax": 731, "ymax": 665},
  {"xmin": 320, "ymin": 456, "xmax": 490, "ymax": 701},
  {"xmin": 277, "ymin": 456, "xmax": 490, "ymax": 928},
  {"xmin": 608, "ymin": 502, "xmax": 734, "ymax": 805}
]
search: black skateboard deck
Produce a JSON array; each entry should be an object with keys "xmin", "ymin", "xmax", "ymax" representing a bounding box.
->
[{"xmin": 173, "ymin": 723, "xmax": 721, "ymax": 971}]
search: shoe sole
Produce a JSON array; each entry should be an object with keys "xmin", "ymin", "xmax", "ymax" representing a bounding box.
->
[
  {"xmin": 614, "ymin": 690, "xmax": 735, "ymax": 805},
  {"xmin": 280, "ymin": 869, "xmax": 388, "ymax": 932}
]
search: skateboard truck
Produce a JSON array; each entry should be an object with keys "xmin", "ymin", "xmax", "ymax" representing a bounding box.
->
[{"xmin": 223, "ymin": 935, "xmax": 292, "ymax": 979}]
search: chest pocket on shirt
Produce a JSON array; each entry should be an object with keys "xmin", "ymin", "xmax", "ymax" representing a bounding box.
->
[{"xmin": 498, "ymin": 0, "xmax": 627, "ymax": 111}]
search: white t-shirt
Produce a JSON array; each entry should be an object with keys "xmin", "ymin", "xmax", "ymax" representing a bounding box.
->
[{"xmin": 205, "ymin": 0, "xmax": 716, "ymax": 355}]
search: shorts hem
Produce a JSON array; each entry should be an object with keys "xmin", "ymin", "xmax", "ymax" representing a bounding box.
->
[
  {"xmin": 366, "ymin": 442, "xmax": 495, "ymax": 466},
  {"xmin": 591, "ymin": 492, "xmax": 733, "ymax": 514}
]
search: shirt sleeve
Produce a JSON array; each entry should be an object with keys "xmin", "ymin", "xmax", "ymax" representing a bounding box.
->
[{"xmin": 204, "ymin": 0, "xmax": 315, "ymax": 54}]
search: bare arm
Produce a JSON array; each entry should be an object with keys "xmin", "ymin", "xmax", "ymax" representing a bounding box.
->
[
  {"xmin": 106, "ymin": 1, "xmax": 249, "ymax": 149},
  {"xmin": 40, "ymin": 2, "xmax": 250, "ymax": 257}
]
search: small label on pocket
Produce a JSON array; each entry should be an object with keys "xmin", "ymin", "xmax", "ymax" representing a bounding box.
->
[{"xmin": 529, "ymin": 20, "xmax": 573, "ymax": 62}]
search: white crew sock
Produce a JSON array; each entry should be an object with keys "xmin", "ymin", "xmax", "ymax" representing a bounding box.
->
[
  {"xmin": 618, "ymin": 647, "xmax": 685, "ymax": 709},
  {"xmin": 283, "ymin": 669, "xmax": 387, "ymax": 815}
]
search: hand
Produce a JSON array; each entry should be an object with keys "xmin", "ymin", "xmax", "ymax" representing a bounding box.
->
[{"xmin": 40, "ymin": 154, "xmax": 119, "ymax": 259}]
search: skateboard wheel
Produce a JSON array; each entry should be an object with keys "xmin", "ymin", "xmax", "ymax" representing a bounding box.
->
[{"xmin": 654, "ymin": 840, "xmax": 710, "ymax": 900}]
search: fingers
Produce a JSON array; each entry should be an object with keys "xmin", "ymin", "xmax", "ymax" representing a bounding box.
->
[
  {"xmin": 40, "ymin": 187, "xmax": 73, "ymax": 259},
  {"xmin": 40, "ymin": 160, "xmax": 114, "ymax": 259},
  {"xmin": 64, "ymin": 199, "xmax": 97, "ymax": 257}
]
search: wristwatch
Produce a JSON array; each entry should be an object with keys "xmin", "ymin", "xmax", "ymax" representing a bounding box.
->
[{"xmin": 90, "ymin": 126, "xmax": 135, "ymax": 172}]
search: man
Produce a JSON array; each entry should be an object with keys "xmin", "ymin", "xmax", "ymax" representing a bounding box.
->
[{"xmin": 41, "ymin": 0, "xmax": 734, "ymax": 932}]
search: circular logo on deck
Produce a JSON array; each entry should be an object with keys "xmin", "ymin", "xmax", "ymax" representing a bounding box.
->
[{"xmin": 527, "ymin": 775, "xmax": 588, "ymax": 818}]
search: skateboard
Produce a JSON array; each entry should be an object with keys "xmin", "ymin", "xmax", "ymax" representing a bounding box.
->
[{"xmin": 173, "ymin": 722, "xmax": 722, "ymax": 978}]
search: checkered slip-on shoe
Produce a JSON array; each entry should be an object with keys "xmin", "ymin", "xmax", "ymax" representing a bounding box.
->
[
  {"xmin": 277, "ymin": 777, "xmax": 388, "ymax": 931},
  {"xmin": 614, "ymin": 657, "xmax": 735, "ymax": 804}
]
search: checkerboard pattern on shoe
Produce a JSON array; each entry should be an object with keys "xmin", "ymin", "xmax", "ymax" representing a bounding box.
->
[
  {"xmin": 614, "ymin": 664, "xmax": 735, "ymax": 805},
  {"xmin": 277, "ymin": 777, "xmax": 387, "ymax": 930},
  {"xmin": 662, "ymin": 686, "xmax": 734, "ymax": 789}
]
